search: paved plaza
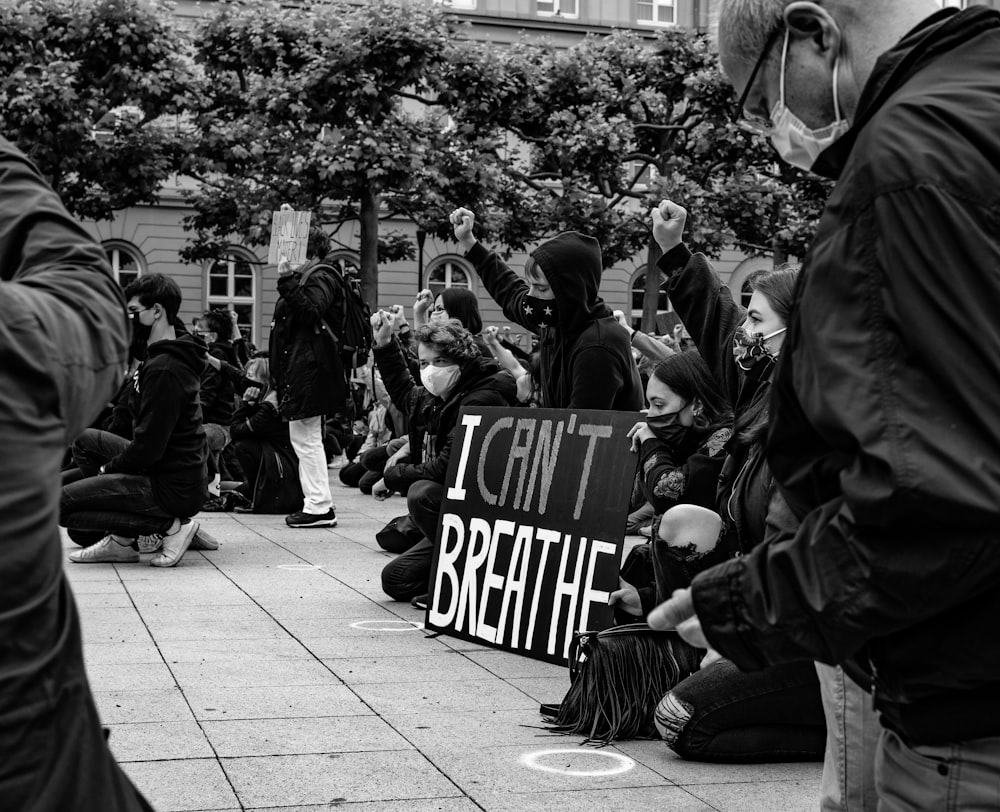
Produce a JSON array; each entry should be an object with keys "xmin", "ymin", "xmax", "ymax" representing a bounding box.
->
[{"xmin": 67, "ymin": 478, "xmax": 822, "ymax": 812}]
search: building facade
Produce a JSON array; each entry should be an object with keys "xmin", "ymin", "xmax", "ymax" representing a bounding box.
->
[{"xmin": 85, "ymin": 0, "xmax": 987, "ymax": 348}]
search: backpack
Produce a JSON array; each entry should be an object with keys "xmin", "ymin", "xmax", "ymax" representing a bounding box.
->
[{"xmin": 298, "ymin": 260, "xmax": 372, "ymax": 370}]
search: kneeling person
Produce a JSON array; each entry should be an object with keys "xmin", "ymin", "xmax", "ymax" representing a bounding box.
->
[{"xmin": 61, "ymin": 274, "xmax": 208, "ymax": 567}]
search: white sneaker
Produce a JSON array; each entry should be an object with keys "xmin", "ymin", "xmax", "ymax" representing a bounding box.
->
[
  {"xmin": 150, "ymin": 520, "xmax": 199, "ymax": 568},
  {"xmin": 190, "ymin": 526, "xmax": 220, "ymax": 551},
  {"xmin": 68, "ymin": 536, "xmax": 139, "ymax": 564}
]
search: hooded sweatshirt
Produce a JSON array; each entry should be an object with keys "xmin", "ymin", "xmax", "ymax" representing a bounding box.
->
[
  {"xmin": 104, "ymin": 334, "xmax": 208, "ymax": 517},
  {"xmin": 467, "ymin": 233, "xmax": 642, "ymax": 411}
]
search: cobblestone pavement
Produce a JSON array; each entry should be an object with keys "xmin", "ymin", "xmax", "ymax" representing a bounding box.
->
[{"xmin": 66, "ymin": 478, "xmax": 821, "ymax": 812}]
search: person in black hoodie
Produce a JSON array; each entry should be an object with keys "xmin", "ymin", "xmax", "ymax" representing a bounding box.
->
[
  {"xmin": 62, "ymin": 273, "xmax": 206, "ymax": 568},
  {"xmin": 195, "ymin": 308, "xmax": 239, "ymax": 487},
  {"xmin": 371, "ymin": 314, "xmax": 517, "ymax": 602},
  {"xmin": 450, "ymin": 207, "xmax": 642, "ymax": 412},
  {"xmin": 651, "ymin": 2, "xmax": 1000, "ymax": 807}
]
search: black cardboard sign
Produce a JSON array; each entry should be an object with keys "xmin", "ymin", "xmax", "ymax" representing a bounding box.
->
[{"xmin": 426, "ymin": 407, "xmax": 640, "ymax": 665}]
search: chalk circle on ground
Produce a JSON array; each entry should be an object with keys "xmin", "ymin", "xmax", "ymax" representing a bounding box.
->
[
  {"xmin": 520, "ymin": 748, "xmax": 635, "ymax": 777},
  {"xmin": 349, "ymin": 619, "xmax": 425, "ymax": 632},
  {"xmin": 276, "ymin": 564, "xmax": 325, "ymax": 571}
]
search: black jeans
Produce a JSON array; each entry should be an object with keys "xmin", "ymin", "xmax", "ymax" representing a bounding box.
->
[
  {"xmin": 380, "ymin": 480, "xmax": 443, "ymax": 601},
  {"xmin": 60, "ymin": 429, "xmax": 174, "ymax": 538},
  {"xmin": 656, "ymin": 658, "xmax": 826, "ymax": 764}
]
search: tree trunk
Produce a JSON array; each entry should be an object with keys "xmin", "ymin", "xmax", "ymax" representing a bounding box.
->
[
  {"xmin": 359, "ymin": 187, "xmax": 380, "ymax": 310},
  {"xmin": 641, "ymin": 238, "xmax": 663, "ymax": 333},
  {"xmin": 771, "ymin": 239, "xmax": 788, "ymax": 269}
]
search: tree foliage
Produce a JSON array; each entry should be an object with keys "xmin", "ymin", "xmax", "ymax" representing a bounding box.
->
[{"xmin": 0, "ymin": 0, "xmax": 193, "ymax": 220}]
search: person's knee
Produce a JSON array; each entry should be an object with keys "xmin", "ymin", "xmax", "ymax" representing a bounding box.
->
[
  {"xmin": 406, "ymin": 480, "xmax": 441, "ymax": 513},
  {"xmin": 380, "ymin": 556, "xmax": 428, "ymax": 601},
  {"xmin": 658, "ymin": 505, "xmax": 722, "ymax": 555},
  {"xmin": 654, "ymin": 690, "xmax": 695, "ymax": 750}
]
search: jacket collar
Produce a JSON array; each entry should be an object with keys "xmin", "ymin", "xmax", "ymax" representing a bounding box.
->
[{"xmin": 812, "ymin": 7, "xmax": 1000, "ymax": 180}]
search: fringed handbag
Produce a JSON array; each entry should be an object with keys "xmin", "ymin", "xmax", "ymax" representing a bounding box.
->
[{"xmin": 543, "ymin": 623, "xmax": 702, "ymax": 745}]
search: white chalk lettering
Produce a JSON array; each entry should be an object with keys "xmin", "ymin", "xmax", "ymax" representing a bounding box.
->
[
  {"xmin": 525, "ymin": 528, "xmax": 562, "ymax": 649},
  {"xmin": 497, "ymin": 523, "xmax": 534, "ymax": 648},
  {"xmin": 499, "ymin": 419, "xmax": 537, "ymax": 510},
  {"xmin": 446, "ymin": 414, "xmax": 483, "ymax": 501},
  {"xmin": 477, "ymin": 519, "xmax": 515, "ymax": 644},
  {"xmin": 454, "ymin": 518, "xmax": 492, "ymax": 636},
  {"xmin": 476, "ymin": 416, "xmax": 513, "ymax": 506},
  {"xmin": 523, "ymin": 419, "xmax": 564, "ymax": 514}
]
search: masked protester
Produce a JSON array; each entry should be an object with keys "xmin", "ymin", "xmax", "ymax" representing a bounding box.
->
[
  {"xmin": 449, "ymin": 207, "xmax": 643, "ymax": 412},
  {"xmin": 369, "ymin": 314, "xmax": 516, "ymax": 606}
]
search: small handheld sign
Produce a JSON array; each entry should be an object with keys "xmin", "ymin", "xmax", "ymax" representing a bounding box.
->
[
  {"xmin": 426, "ymin": 407, "xmax": 640, "ymax": 665},
  {"xmin": 267, "ymin": 208, "xmax": 312, "ymax": 265}
]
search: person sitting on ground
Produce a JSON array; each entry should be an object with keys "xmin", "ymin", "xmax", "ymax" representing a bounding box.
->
[
  {"xmin": 194, "ymin": 308, "xmax": 239, "ymax": 490},
  {"xmin": 225, "ymin": 357, "xmax": 303, "ymax": 514},
  {"xmin": 638, "ymin": 206, "xmax": 825, "ymax": 764},
  {"xmin": 451, "ymin": 207, "xmax": 643, "ymax": 411},
  {"xmin": 609, "ymin": 351, "xmax": 733, "ymax": 624},
  {"xmin": 339, "ymin": 372, "xmax": 397, "ymax": 493},
  {"xmin": 61, "ymin": 274, "xmax": 207, "ymax": 567},
  {"xmin": 370, "ymin": 314, "xmax": 516, "ymax": 604}
]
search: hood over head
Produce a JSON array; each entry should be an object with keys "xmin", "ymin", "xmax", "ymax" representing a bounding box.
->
[{"xmin": 530, "ymin": 232, "xmax": 613, "ymax": 335}]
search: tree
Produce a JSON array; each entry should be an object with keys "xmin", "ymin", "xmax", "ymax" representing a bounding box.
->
[
  {"xmin": 181, "ymin": 0, "xmax": 516, "ymax": 309},
  {"xmin": 0, "ymin": 0, "xmax": 194, "ymax": 221}
]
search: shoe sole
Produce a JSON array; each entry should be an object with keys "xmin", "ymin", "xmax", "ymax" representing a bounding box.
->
[
  {"xmin": 286, "ymin": 518, "xmax": 338, "ymax": 528},
  {"xmin": 69, "ymin": 554, "xmax": 139, "ymax": 564},
  {"xmin": 189, "ymin": 527, "xmax": 220, "ymax": 551},
  {"xmin": 150, "ymin": 521, "xmax": 199, "ymax": 568}
]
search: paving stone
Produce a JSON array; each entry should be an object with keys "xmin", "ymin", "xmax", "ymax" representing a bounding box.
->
[
  {"xmin": 246, "ymin": 802, "xmax": 477, "ymax": 812},
  {"xmin": 83, "ymin": 642, "xmax": 164, "ymax": 666},
  {"xmin": 86, "ymin": 661, "xmax": 178, "ymax": 692},
  {"xmin": 105, "ymin": 721, "xmax": 215, "ymax": 762},
  {"xmin": 351, "ymin": 679, "xmax": 541, "ymax": 716},
  {"xmin": 123, "ymin": 758, "xmax": 238, "ymax": 811},
  {"xmin": 222, "ymin": 751, "xmax": 458, "ymax": 807},
  {"xmin": 202, "ymin": 716, "xmax": 411, "ymax": 757},
  {"xmin": 683, "ymin": 777, "xmax": 823, "ymax": 811},
  {"xmin": 464, "ymin": 650, "xmax": 569, "ymax": 680},
  {"xmin": 388, "ymin": 709, "xmax": 565, "ymax": 752},
  {"xmin": 296, "ymin": 633, "xmax": 451, "ymax": 660},
  {"xmin": 170, "ymin": 657, "xmax": 338, "ymax": 689},
  {"xmin": 505, "ymin": 676, "xmax": 570, "ymax": 704},
  {"xmin": 93, "ymin": 688, "xmax": 195, "ymax": 724},
  {"xmin": 471, "ymin": 786, "xmax": 716, "ymax": 811},
  {"xmin": 322, "ymin": 652, "xmax": 494, "ymax": 685},
  {"xmin": 157, "ymin": 637, "xmax": 316, "ymax": 663},
  {"xmin": 183, "ymin": 684, "xmax": 373, "ymax": 721}
]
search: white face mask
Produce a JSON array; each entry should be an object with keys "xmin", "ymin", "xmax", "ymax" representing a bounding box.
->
[
  {"xmin": 769, "ymin": 30, "xmax": 849, "ymax": 172},
  {"xmin": 420, "ymin": 363, "xmax": 461, "ymax": 398}
]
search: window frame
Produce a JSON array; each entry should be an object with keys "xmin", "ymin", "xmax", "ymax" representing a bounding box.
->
[
  {"xmin": 424, "ymin": 255, "xmax": 476, "ymax": 296},
  {"xmin": 629, "ymin": 267, "xmax": 672, "ymax": 329},
  {"xmin": 636, "ymin": 0, "xmax": 676, "ymax": 27},
  {"xmin": 204, "ymin": 247, "xmax": 259, "ymax": 346},
  {"xmin": 536, "ymin": 0, "xmax": 579, "ymax": 19},
  {"xmin": 103, "ymin": 240, "xmax": 146, "ymax": 288}
]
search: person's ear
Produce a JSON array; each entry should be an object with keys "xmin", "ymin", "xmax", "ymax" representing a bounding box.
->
[
  {"xmin": 691, "ymin": 399, "xmax": 704, "ymax": 417},
  {"xmin": 784, "ymin": 1, "xmax": 842, "ymax": 63}
]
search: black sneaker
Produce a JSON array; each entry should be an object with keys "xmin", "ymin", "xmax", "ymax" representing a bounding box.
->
[{"xmin": 285, "ymin": 508, "xmax": 338, "ymax": 528}]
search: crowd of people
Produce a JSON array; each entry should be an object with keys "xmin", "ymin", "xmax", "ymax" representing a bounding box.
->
[{"xmin": 5, "ymin": 1, "xmax": 1000, "ymax": 810}]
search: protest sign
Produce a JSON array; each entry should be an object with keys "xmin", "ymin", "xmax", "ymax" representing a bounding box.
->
[
  {"xmin": 267, "ymin": 208, "xmax": 312, "ymax": 265},
  {"xmin": 426, "ymin": 407, "xmax": 640, "ymax": 665}
]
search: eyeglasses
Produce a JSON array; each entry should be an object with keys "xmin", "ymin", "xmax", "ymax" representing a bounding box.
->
[
  {"xmin": 127, "ymin": 306, "xmax": 152, "ymax": 316},
  {"xmin": 731, "ymin": 25, "xmax": 784, "ymax": 135}
]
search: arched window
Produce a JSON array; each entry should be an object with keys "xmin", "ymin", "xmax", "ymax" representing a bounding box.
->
[
  {"xmin": 326, "ymin": 250, "xmax": 360, "ymax": 276},
  {"xmin": 630, "ymin": 269, "xmax": 670, "ymax": 329},
  {"xmin": 205, "ymin": 249, "xmax": 257, "ymax": 345},
  {"xmin": 103, "ymin": 241, "xmax": 145, "ymax": 288},
  {"xmin": 425, "ymin": 257, "xmax": 473, "ymax": 297}
]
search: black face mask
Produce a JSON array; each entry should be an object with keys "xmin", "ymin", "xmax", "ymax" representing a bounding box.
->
[
  {"xmin": 130, "ymin": 319, "xmax": 152, "ymax": 363},
  {"xmin": 645, "ymin": 403, "xmax": 690, "ymax": 445},
  {"xmin": 521, "ymin": 296, "xmax": 557, "ymax": 334}
]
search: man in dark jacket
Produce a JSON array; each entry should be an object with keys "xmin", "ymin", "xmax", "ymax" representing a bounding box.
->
[
  {"xmin": 0, "ymin": 136, "xmax": 152, "ymax": 809},
  {"xmin": 450, "ymin": 207, "xmax": 643, "ymax": 413},
  {"xmin": 62, "ymin": 273, "xmax": 206, "ymax": 567},
  {"xmin": 650, "ymin": 2, "xmax": 1000, "ymax": 806},
  {"xmin": 269, "ymin": 227, "xmax": 344, "ymax": 528}
]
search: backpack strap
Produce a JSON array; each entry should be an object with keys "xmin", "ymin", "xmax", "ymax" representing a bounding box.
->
[{"xmin": 297, "ymin": 262, "xmax": 342, "ymax": 350}]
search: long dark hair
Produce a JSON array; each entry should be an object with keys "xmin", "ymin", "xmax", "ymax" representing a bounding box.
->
[
  {"xmin": 734, "ymin": 265, "xmax": 799, "ymax": 445},
  {"xmin": 439, "ymin": 287, "xmax": 483, "ymax": 334},
  {"xmin": 651, "ymin": 351, "xmax": 732, "ymax": 432}
]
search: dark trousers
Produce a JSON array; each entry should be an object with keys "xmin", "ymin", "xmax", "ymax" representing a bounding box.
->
[
  {"xmin": 657, "ymin": 658, "xmax": 826, "ymax": 763},
  {"xmin": 350, "ymin": 443, "xmax": 410, "ymax": 496},
  {"xmin": 232, "ymin": 438, "xmax": 263, "ymax": 498},
  {"xmin": 380, "ymin": 480, "xmax": 443, "ymax": 601},
  {"xmin": 60, "ymin": 429, "xmax": 174, "ymax": 538}
]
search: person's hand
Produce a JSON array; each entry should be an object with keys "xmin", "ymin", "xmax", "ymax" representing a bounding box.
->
[
  {"xmin": 608, "ymin": 578, "xmax": 642, "ymax": 617},
  {"xmin": 627, "ymin": 421, "xmax": 655, "ymax": 451},
  {"xmin": 414, "ymin": 289, "xmax": 434, "ymax": 318},
  {"xmin": 450, "ymin": 207, "xmax": 477, "ymax": 252},
  {"xmin": 372, "ymin": 478, "xmax": 391, "ymax": 500},
  {"xmin": 700, "ymin": 648, "xmax": 724, "ymax": 669},
  {"xmin": 370, "ymin": 310, "xmax": 393, "ymax": 348},
  {"xmin": 613, "ymin": 309, "xmax": 635, "ymax": 337},
  {"xmin": 483, "ymin": 325, "xmax": 500, "ymax": 347},
  {"xmin": 384, "ymin": 448, "xmax": 408, "ymax": 473},
  {"xmin": 388, "ymin": 304, "xmax": 408, "ymax": 333},
  {"xmin": 648, "ymin": 588, "xmax": 710, "ymax": 650},
  {"xmin": 651, "ymin": 200, "xmax": 688, "ymax": 254},
  {"xmin": 243, "ymin": 385, "xmax": 261, "ymax": 402},
  {"xmin": 204, "ymin": 353, "xmax": 222, "ymax": 371}
]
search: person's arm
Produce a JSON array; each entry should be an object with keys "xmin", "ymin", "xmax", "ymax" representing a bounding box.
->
[
  {"xmin": 635, "ymin": 438, "xmax": 688, "ymax": 514},
  {"xmin": 0, "ymin": 138, "xmax": 128, "ymax": 440},
  {"xmin": 372, "ymin": 336, "xmax": 418, "ymax": 416},
  {"xmin": 104, "ymin": 368, "xmax": 186, "ymax": 473},
  {"xmin": 230, "ymin": 401, "xmax": 282, "ymax": 441},
  {"xmin": 651, "ymin": 202, "xmax": 743, "ymax": 406}
]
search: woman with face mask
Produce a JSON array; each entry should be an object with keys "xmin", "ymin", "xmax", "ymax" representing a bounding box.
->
[
  {"xmin": 629, "ymin": 200, "xmax": 826, "ymax": 766},
  {"xmin": 610, "ymin": 351, "xmax": 733, "ymax": 624},
  {"xmin": 369, "ymin": 312, "xmax": 517, "ymax": 605}
]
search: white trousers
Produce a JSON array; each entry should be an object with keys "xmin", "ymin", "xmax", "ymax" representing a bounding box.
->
[{"xmin": 288, "ymin": 416, "xmax": 333, "ymax": 514}]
